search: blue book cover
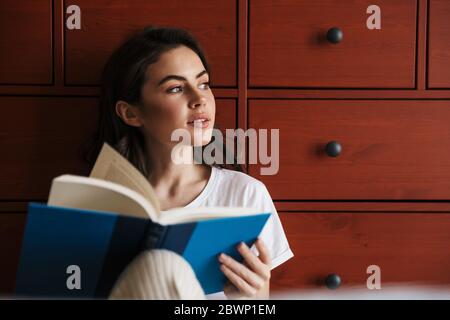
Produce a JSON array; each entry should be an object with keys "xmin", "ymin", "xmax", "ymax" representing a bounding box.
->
[{"xmin": 14, "ymin": 202, "xmax": 270, "ymax": 298}]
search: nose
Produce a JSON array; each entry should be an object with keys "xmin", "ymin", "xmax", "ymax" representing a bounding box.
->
[{"xmin": 188, "ymin": 87, "xmax": 207, "ymax": 109}]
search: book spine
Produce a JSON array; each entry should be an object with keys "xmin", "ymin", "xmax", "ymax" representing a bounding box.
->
[{"xmin": 141, "ymin": 222, "xmax": 167, "ymax": 250}]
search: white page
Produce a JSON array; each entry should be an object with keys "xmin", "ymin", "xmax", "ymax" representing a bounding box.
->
[
  {"xmin": 90, "ymin": 143, "xmax": 160, "ymax": 214},
  {"xmin": 48, "ymin": 175, "xmax": 158, "ymax": 221}
]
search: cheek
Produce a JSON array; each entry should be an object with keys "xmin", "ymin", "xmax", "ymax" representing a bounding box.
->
[
  {"xmin": 208, "ymin": 96, "xmax": 216, "ymax": 124},
  {"xmin": 143, "ymin": 102, "xmax": 187, "ymax": 143}
]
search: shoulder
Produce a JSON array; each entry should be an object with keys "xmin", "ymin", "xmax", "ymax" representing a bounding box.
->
[
  {"xmin": 214, "ymin": 167, "xmax": 267, "ymax": 193},
  {"xmin": 211, "ymin": 167, "xmax": 272, "ymax": 208}
]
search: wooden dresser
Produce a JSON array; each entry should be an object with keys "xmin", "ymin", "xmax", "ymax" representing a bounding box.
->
[{"xmin": 0, "ymin": 0, "xmax": 449, "ymax": 295}]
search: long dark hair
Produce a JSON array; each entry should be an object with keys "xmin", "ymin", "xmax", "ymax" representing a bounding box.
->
[{"xmin": 84, "ymin": 26, "xmax": 243, "ymax": 177}]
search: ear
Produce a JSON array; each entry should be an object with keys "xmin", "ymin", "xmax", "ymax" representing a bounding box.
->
[{"xmin": 115, "ymin": 100, "xmax": 143, "ymax": 127}]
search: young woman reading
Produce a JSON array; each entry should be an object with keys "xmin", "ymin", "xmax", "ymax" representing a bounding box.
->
[{"xmin": 86, "ymin": 26, "xmax": 293, "ymax": 299}]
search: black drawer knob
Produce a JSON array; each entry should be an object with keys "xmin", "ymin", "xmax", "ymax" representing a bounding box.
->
[
  {"xmin": 326, "ymin": 27, "xmax": 343, "ymax": 44},
  {"xmin": 324, "ymin": 273, "xmax": 341, "ymax": 290},
  {"xmin": 325, "ymin": 141, "xmax": 342, "ymax": 157}
]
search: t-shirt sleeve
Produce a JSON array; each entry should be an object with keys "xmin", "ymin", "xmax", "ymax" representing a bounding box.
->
[{"xmin": 251, "ymin": 183, "xmax": 294, "ymax": 270}]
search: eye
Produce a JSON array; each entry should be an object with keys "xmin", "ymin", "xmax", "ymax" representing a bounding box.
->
[
  {"xmin": 166, "ymin": 81, "xmax": 210, "ymax": 94},
  {"xmin": 167, "ymin": 86, "xmax": 183, "ymax": 94},
  {"xmin": 199, "ymin": 81, "xmax": 210, "ymax": 90}
]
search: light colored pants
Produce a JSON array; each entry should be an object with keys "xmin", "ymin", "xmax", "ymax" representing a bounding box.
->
[{"xmin": 109, "ymin": 249, "xmax": 206, "ymax": 300}]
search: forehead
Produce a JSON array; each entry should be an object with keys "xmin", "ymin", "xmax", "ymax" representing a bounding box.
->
[{"xmin": 146, "ymin": 45, "xmax": 206, "ymax": 82}]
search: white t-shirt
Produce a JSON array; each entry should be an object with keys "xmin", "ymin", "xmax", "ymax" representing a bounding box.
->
[{"xmin": 182, "ymin": 166, "xmax": 294, "ymax": 299}]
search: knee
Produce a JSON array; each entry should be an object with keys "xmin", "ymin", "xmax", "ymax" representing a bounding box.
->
[{"xmin": 109, "ymin": 250, "xmax": 205, "ymax": 300}]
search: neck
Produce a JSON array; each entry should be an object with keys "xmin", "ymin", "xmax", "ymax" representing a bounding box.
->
[{"xmin": 145, "ymin": 140, "xmax": 207, "ymax": 191}]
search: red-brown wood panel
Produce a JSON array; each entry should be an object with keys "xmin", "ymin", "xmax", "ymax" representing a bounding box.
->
[
  {"xmin": 0, "ymin": 97, "xmax": 235, "ymax": 200},
  {"xmin": 0, "ymin": 97, "xmax": 99, "ymax": 200},
  {"xmin": 248, "ymin": 99, "xmax": 450, "ymax": 200},
  {"xmin": 271, "ymin": 212, "xmax": 450, "ymax": 291},
  {"xmin": 214, "ymin": 99, "xmax": 237, "ymax": 133},
  {"xmin": 64, "ymin": 0, "xmax": 237, "ymax": 86},
  {"xmin": 249, "ymin": 0, "xmax": 417, "ymax": 88},
  {"xmin": 428, "ymin": 0, "xmax": 450, "ymax": 88},
  {"xmin": 0, "ymin": 0, "xmax": 52, "ymax": 84},
  {"xmin": 0, "ymin": 213, "xmax": 27, "ymax": 295}
]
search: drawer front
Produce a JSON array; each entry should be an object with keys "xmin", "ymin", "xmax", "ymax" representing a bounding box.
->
[
  {"xmin": 249, "ymin": 0, "xmax": 416, "ymax": 88},
  {"xmin": 65, "ymin": 0, "xmax": 237, "ymax": 86},
  {"xmin": 4, "ymin": 212, "xmax": 449, "ymax": 294},
  {"xmin": 0, "ymin": 213, "xmax": 27, "ymax": 295},
  {"xmin": 0, "ymin": 0, "xmax": 52, "ymax": 84},
  {"xmin": 271, "ymin": 212, "xmax": 450, "ymax": 291},
  {"xmin": 0, "ymin": 97, "xmax": 235, "ymax": 200},
  {"xmin": 0, "ymin": 97, "xmax": 99, "ymax": 200},
  {"xmin": 248, "ymin": 99, "xmax": 450, "ymax": 200},
  {"xmin": 428, "ymin": 0, "xmax": 450, "ymax": 88}
]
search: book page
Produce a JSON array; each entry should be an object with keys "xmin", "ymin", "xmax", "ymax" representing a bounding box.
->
[
  {"xmin": 48, "ymin": 175, "xmax": 156, "ymax": 220},
  {"xmin": 160, "ymin": 206, "xmax": 264, "ymax": 224},
  {"xmin": 89, "ymin": 143, "xmax": 160, "ymax": 215}
]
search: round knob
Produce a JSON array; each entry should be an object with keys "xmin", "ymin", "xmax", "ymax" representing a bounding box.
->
[
  {"xmin": 325, "ymin": 141, "xmax": 342, "ymax": 157},
  {"xmin": 326, "ymin": 27, "xmax": 343, "ymax": 44},
  {"xmin": 325, "ymin": 273, "xmax": 341, "ymax": 290}
]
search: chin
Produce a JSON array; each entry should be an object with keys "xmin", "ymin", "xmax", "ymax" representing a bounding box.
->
[
  {"xmin": 191, "ymin": 128, "xmax": 213, "ymax": 147},
  {"xmin": 192, "ymin": 136, "xmax": 213, "ymax": 147}
]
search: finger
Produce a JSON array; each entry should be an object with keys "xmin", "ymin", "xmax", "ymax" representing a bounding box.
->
[
  {"xmin": 219, "ymin": 253, "xmax": 265, "ymax": 290},
  {"xmin": 220, "ymin": 264, "xmax": 256, "ymax": 297},
  {"xmin": 255, "ymin": 238, "xmax": 272, "ymax": 266},
  {"xmin": 237, "ymin": 242, "xmax": 270, "ymax": 281},
  {"xmin": 223, "ymin": 281, "xmax": 239, "ymax": 299}
]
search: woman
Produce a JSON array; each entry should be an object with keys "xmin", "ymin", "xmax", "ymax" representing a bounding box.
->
[{"xmin": 85, "ymin": 26, "xmax": 293, "ymax": 299}]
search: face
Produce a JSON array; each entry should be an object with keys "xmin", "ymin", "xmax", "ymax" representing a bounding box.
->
[{"xmin": 135, "ymin": 45, "xmax": 215, "ymax": 148}]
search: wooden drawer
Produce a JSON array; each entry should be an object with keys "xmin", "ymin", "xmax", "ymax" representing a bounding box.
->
[
  {"xmin": 0, "ymin": 97, "xmax": 99, "ymax": 200},
  {"xmin": 428, "ymin": 0, "xmax": 450, "ymax": 88},
  {"xmin": 271, "ymin": 212, "xmax": 450, "ymax": 291},
  {"xmin": 0, "ymin": 213, "xmax": 27, "ymax": 295},
  {"xmin": 249, "ymin": 0, "xmax": 416, "ymax": 88},
  {"xmin": 248, "ymin": 99, "xmax": 450, "ymax": 200},
  {"xmin": 0, "ymin": 97, "xmax": 235, "ymax": 200},
  {"xmin": 0, "ymin": 0, "xmax": 52, "ymax": 85},
  {"xmin": 4, "ymin": 211, "xmax": 449, "ymax": 295},
  {"xmin": 64, "ymin": 0, "xmax": 237, "ymax": 86}
]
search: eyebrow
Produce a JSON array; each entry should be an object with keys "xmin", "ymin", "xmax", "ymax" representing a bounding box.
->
[{"xmin": 157, "ymin": 70, "xmax": 208, "ymax": 87}]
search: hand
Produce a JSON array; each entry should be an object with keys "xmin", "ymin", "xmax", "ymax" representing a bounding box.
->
[{"xmin": 218, "ymin": 238, "xmax": 271, "ymax": 299}]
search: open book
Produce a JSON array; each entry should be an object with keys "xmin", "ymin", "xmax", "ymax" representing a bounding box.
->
[
  {"xmin": 47, "ymin": 143, "xmax": 263, "ymax": 225},
  {"xmin": 14, "ymin": 143, "xmax": 270, "ymax": 298}
]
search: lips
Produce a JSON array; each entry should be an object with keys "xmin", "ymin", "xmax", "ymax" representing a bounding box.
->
[
  {"xmin": 187, "ymin": 114, "xmax": 211, "ymax": 129},
  {"xmin": 187, "ymin": 118, "xmax": 208, "ymax": 124},
  {"xmin": 188, "ymin": 113, "xmax": 210, "ymax": 124},
  {"xmin": 187, "ymin": 119, "xmax": 210, "ymax": 129}
]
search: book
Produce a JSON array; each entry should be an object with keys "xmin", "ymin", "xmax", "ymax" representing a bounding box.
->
[{"xmin": 14, "ymin": 143, "xmax": 270, "ymax": 298}]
